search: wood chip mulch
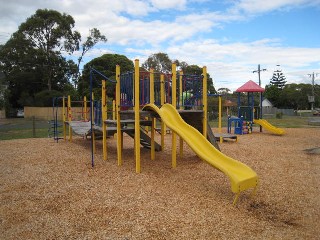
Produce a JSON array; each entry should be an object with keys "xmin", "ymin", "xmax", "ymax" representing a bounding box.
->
[{"xmin": 0, "ymin": 127, "xmax": 319, "ymax": 239}]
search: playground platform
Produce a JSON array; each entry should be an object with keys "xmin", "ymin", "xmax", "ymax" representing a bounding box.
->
[{"xmin": 214, "ymin": 133, "xmax": 238, "ymax": 142}]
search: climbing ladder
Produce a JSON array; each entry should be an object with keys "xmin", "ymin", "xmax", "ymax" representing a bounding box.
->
[{"xmin": 126, "ymin": 127, "xmax": 162, "ymax": 151}]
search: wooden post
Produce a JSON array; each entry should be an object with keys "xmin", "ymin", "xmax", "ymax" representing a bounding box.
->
[
  {"xmin": 179, "ymin": 70, "xmax": 184, "ymax": 156},
  {"xmin": 116, "ymin": 65, "xmax": 122, "ymax": 166},
  {"xmin": 134, "ymin": 59, "xmax": 141, "ymax": 173},
  {"xmin": 160, "ymin": 74, "xmax": 165, "ymax": 150},
  {"xmin": 68, "ymin": 95, "xmax": 72, "ymax": 142},
  {"xmin": 150, "ymin": 68, "xmax": 155, "ymax": 160},
  {"xmin": 171, "ymin": 62, "xmax": 177, "ymax": 168}
]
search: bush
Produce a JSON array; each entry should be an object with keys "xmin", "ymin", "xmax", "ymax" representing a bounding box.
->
[
  {"xmin": 276, "ymin": 112, "xmax": 283, "ymax": 119},
  {"xmin": 34, "ymin": 90, "xmax": 63, "ymax": 107}
]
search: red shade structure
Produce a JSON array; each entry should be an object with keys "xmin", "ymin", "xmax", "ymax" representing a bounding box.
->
[
  {"xmin": 235, "ymin": 80, "xmax": 264, "ymax": 133},
  {"xmin": 229, "ymin": 80, "xmax": 285, "ymax": 135},
  {"xmin": 236, "ymin": 80, "xmax": 265, "ymax": 93}
]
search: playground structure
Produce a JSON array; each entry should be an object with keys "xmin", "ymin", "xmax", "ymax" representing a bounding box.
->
[
  {"xmin": 48, "ymin": 97, "xmax": 65, "ymax": 142},
  {"xmin": 50, "ymin": 95, "xmax": 91, "ymax": 142},
  {"xmin": 228, "ymin": 80, "xmax": 285, "ymax": 135},
  {"xmin": 208, "ymin": 94, "xmax": 238, "ymax": 143},
  {"xmin": 52, "ymin": 60, "xmax": 258, "ymax": 204}
]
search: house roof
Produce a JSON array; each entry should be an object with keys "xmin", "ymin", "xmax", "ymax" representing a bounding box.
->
[
  {"xmin": 235, "ymin": 80, "xmax": 265, "ymax": 93},
  {"xmin": 262, "ymin": 98, "xmax": 273, "ymax": 107}
]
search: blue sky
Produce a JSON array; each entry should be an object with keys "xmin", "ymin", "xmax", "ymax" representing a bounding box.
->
[{"xmin": 0, "ymin": 0, "xmax": 320, "ymax": 91}]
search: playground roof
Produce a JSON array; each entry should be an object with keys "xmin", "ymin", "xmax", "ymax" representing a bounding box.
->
[{"xmin": 235, "ymin": 80, "xmax": 265, "ymax": 93}]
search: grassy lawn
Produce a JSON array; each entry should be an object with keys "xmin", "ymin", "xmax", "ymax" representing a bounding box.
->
[
  {"xmin": 0, "ymin": 118, "xmax": 51, "ymax": 140},
  {"xmin": 209, "ymin": 115, "xmax": 318, "ymax": 129},
  {"xmin": 1, "ymin": 115, "xmax": 319, "ymax": 140}
]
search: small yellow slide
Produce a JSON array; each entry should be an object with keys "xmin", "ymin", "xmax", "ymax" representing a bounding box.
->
[
  {"xmin": 144, "ymin": 103, "xmax": 258, "ymax": 203},
  {"xmin": 254, "ymin": 119, "xmax": 285, "ymax": 135}
]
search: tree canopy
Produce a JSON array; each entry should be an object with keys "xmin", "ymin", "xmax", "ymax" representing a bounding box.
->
[
  {"xmin": 142, "ymin": 53, "xmax": 216, "ymax": 94},
  {"xmin": 79, "ymin": 54, "xmax": 134, "ymax": 98},
  {"xmin": 264, "ymin": 83, "xmax": 319, "ymax": 109},
  {"xmin": 270, "ymin": 68, "xmax": 287, "ymax": 89},
  {"xmin": 0, "ymin": 9, "xmax": 106, "ymax": 108},
  {"xmin": 142, "ymin": 52, "xmax": 172, "ymax": 73}
]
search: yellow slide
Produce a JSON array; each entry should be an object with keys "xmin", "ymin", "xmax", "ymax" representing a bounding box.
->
[
  {"xmin": 144, "ymin": 104, "xmax": 258, "ymax": 203},
  {"xmin": 254, "ymin": 119, "xmax": 285, "ymax": 135}
]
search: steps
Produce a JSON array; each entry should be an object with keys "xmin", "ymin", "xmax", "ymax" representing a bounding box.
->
[{"xmin": 126, "ymin": 128, "xmax": 162, "ymax": 151}]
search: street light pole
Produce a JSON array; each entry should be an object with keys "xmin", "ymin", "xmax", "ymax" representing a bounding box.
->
[
  {"xmin": 307, "ymin": 72, "xmax": 318, "ymax": 111},
  {"xmin": 253, "ymin": 64, "xmax": 266, "ymax": 132}
]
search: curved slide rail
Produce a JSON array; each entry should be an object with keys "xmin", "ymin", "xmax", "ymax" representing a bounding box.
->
[
  {"xmin": 253, "ymin": 119, "xmax": 285, "ymax": 135},
  {"xmin": 144, "ymin": 103, "xmax": 258, "ymax": 204}
]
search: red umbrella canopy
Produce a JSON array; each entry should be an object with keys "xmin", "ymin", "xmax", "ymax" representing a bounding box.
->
[{"xmin": 235, "ymin": 80, "xmax": 265, "ymax": 92}]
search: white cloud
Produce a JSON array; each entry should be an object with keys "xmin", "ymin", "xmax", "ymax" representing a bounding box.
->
[
  {"xmin": 164, "ymin": 38, "xmax": 320, "ymax": 91},
  {"xmin": 0, "ymin": 0, "xmax": 319, "ymax": 92},
  {"xmin": 229, "ymin": 0, "xmax": 320, "ymax": 15},
  {"xmin": 150, "ymin": 0, "xmax": 187, "ymax": 9}
]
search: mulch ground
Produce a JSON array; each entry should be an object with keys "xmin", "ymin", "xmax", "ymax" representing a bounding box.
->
[{"xmin": 0, "ymin": 127, "xmax": 319, "ymax": 239}]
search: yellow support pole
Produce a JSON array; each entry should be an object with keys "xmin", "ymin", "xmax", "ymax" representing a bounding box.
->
[
  {"xmin": 179, "ymin": 71, "xmax": 183, "ymax": 110},
  {"xmin": 179, "ymin": 137, "xmax": 183, "ymax": 157},
  {"xmin": 68, "ymin": 95, "xmax": 72, "ymax": 142},
  {"xmin": 112, "ymin": 100, "xmax": 116, "ymax": 121},
  {"xmin": 150, "ymin": 68, "xmax": 155, "ymax": 104},
  {"xmin": 171, "ymin": 62, "xmax": 177, "ymax": 168},
  {"xmin": 84, "ymin": 96, "xmax": 87, "ymax": 121},
  {"xmin": 202, "ymin": 66, "xmax": 208, "ymax": 138},
  {"xmin": 134, "ymin": 59, "xmax": 141, "ymax": 173},
  {"xmin": 219, "ymin": 95, "xmax": 223, "ymax": 143},
  {"xmin": 116, "ymin": 65, "xmax": 122, "ymax": 166},
  {"xmin": 102, "ymin": 80, "xmax": 107, "ymax": 160},
  {"xmin": 160, "ymin": 74, "xmax": 166, "ymax": 148},
  {"xmin": 150, "ymin": 68, "xmax": 155, "ymax": 160},
  {"xmin": 62, "ymin": 97, "xmax": 66, "ymax": 140},
  {"xmin": 179, "ymin": 70, "xmax": 184, "ymax": 156},
  {"xmin": 233, "ymin": 192, "xmax": 241, "ymax": 206}
]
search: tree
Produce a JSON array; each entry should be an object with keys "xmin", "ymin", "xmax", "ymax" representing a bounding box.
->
[
  {"xmin": 217, "ymin": 88, "xmax": 231, "ymax": 95},
  {"xmin": 264, "ymin": 84, "xmax": 282, "ymax": 107},
  {"xmin": 15, "ymin": 9, "xmax": 81, "ymax": 91},
  {"xmin": 74, "ymin": 28, "xmax": 107, "ymax": 88},
  {"xmin": 0, "ymin": 9, "xmax": 106, "ymax": 108},
  {"xmin": 0, "ymin": 9, "xmax": 81, "ymax": 107},
  {"xmin": 0, "ymin": 71, "xmax": 6, "ymax": 109},
  {"xmin": 79, "ymin": 54, "xmax": 134, "ymax": 98},
  {"xmin": 142, "ymin": 52, "xmax": 172, "ymax": 73},
  {"xmin": 264, "ymin": 83, "xmax": 319, "ymax": 109},
  {"xmin": 183, "ymin": 64, "xmax": 216, "ymax": 94},
  {"xmin": 270, "ymin": 67, "xmax": 287, "ymax": 89}
]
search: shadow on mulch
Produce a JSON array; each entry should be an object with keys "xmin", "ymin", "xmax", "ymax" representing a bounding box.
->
[
  {"xmin": 247, "ymin": 201, "xmax": 301, "ymax": 228},
  {"xmin": 303, "ymin": 147, "xmax": 320, "ymax": 155}
]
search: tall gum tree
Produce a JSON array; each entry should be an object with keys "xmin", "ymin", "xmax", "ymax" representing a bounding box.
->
[{"xmin": 0, "ymin": 9, "xmax": 106, "ymax": 107}]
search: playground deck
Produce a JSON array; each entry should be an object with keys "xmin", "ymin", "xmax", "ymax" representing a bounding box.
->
[{"xmin": 214, "ymin": 132, "xmax": 238, "ymax": 142}]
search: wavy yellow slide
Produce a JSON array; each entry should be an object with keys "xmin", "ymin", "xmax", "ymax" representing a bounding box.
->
[
  {"xmin": 253, "ymin": 119, "xmax": 285, "ymax": 135},
  {"xmin": 144, "ymin": 103, "xmax": 258, "ymax": 204}
]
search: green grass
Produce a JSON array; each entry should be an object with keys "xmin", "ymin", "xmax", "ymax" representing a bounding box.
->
[
  {"xmin": 262, "ymin": 116, "xmax": 311, "ymax": 128},
  {"xmin": 0, "ymin": 118, "xmax": 52, "ymax": 140},
  {"xmin": 209, "ymin": 115, "xmax": 318, "ymax": 129},
  {"xmin": 1, "ymin": 115, "xmax": 319, "ymax": 140}
]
